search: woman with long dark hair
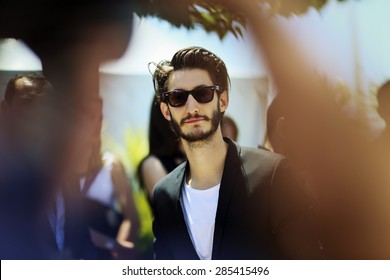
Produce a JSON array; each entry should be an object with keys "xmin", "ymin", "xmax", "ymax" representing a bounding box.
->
[{"xmin": 137, "ymin": 95, "xmax": 186, "ymax": 201}]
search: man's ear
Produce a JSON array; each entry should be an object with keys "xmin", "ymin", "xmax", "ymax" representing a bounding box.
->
[
  {"xmin": 0, "ymin": 100, "xmax": 10, "ymax": 113},
  {"xmin": 219, "ymin": 91, "xmax": 229, "ymax": 113},
  {"xmin": 160, "ymin": 102, "xmax": 171, "ymax": 121},
  {"xmin": 275, "ymin": 117, "xmax": 287, "ymax": 139}
]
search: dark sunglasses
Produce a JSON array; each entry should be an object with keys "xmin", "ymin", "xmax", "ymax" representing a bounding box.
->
[{"xmin": 162, "ymin": 85, "xmax": 223, "ymax": 107}]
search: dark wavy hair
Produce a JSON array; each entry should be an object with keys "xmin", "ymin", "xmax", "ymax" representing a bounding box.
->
[{"xmin": 151, "ymin": 46, "xmax": 230, "ymax": 103}]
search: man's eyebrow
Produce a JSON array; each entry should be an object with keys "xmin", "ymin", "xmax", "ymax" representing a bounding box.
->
[
  {"xmin": 171, "ymin": 84, "xmax": 209, "ymax": 92},
  {"xmin": 193, "ymin": 84, "xmax": 209, "ymax": 90}
]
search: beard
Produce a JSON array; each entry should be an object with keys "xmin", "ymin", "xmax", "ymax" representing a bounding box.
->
[{"xmin": 169, "ymin": 104, "xmax": 222, "ymax": 143}]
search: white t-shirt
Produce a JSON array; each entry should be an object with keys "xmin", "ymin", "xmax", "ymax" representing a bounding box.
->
[
  {"xmin": 181, "ymin": 179, "xmax": 220, "ymax": 260},
  {"xmin": 80, "ymin": 152, "xmax": 117, "ymax": 209}
]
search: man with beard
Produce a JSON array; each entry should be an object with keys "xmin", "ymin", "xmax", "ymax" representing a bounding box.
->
[{"xmin": 151, "ymin": 47, "xmax": 322, "ymax": 260}]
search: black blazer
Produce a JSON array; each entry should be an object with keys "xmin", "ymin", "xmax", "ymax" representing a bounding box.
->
[
  {"xmin": 38, "ymin": 182, "xmax": 105, "ymax": 260},
  {"xmin": 152, "ymin": 138, "xmax": 322, "ymax": 260}
]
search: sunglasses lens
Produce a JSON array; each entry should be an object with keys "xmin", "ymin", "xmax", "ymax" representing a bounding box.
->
[
  {"xmin": 193, "ymin": 87, "xmax": 215, "ymax": 103},
  {"xmin": 165, "ymin": 86, "xmax": 218, "ymax": 107},
  {"xmin": 168, "ymin": 90, "xmax": 188, "ymax": 107}
]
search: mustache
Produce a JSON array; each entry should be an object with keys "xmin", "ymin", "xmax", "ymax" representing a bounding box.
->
[{"xmin": 180, "ymin": 113, "xmax": 210, "ymax": 125}]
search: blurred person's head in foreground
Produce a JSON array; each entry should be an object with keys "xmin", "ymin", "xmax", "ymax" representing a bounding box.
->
[
  {"xmin": 152, "ymin": 46, "xmax": 230, "ymax": 146},
  {"xmin": 221, "ymin": 115, "xmax": 238, "ymax": 141}
]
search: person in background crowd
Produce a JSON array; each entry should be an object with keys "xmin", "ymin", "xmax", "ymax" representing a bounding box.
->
[
  {"xmin": 0, "ymin": 72, "xmax": 52, "ymax": 259},
  {"xmin": 0, "ymin": 73, "xmax": 100, "ymax": 259},
  {"xmin": 221, "ymin": 115, "xmax": 239, "ymax": 141},
  {"xmin": 73, "ymin": 97, "xmax": 140, "ymax": 259},
  {"xmin": 376, "ymin": 81, "xmax": 390, "ymax": 151},
  {"xmin": 265, "ymin": 71, "xmax": 390, "ymax": 259},
  {"xmin": 137, "ymin": 95, "xmax": 186, "ymax": 201},
  {"xmin": 0, "ymin": 72, "xmax": 52, "ymax": 160},
  {"xmin": 266, "ymin": 94, "xmax": 287, "ymax": 156},
  {"xmin": 265, "ymin": 93, "xmax": 308, "ymax": 168}
]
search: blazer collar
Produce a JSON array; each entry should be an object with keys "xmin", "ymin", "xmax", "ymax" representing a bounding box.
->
[
  {"xmin": 172, "ymin": 137, "xmax": 242, "ymax": 259},
  {"xmin": 212, "ymin": 137, "xmax": 242, "ymax": 259},
  {"xmin": 171, "ymin": 163, "xmax": 200, "ymax": 260}
]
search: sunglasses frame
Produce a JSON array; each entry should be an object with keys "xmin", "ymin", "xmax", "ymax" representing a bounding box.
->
[{"xmin": 162, "ymin": 85, "xmax": 223, "ymax": 107}]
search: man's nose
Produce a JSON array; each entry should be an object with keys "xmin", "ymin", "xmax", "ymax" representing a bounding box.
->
[{"xmin": 185, "ymin": 94, "xmax": 199, "ymax": 114}]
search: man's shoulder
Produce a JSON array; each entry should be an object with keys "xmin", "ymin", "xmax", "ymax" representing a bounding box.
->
[
  {"xmin": 152, "ymin": 162, "xmax": 186, "ymax": 201},
  {"xmin": 236, "ymin": 144, "xmax": 286, "ymax": 183},
  {"xmin": 239, "ymin": 145, "xmax": 284, "ymax": 167}
]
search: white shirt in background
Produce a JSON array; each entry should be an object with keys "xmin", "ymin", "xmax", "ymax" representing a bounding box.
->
[{"xmin": 80, "ymin": 152, "xmax": 117, "ymax": 209}]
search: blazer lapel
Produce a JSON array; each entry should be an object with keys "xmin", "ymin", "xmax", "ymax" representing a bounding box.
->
[
  {"xmin": 171, "ymin": 162, "xmax": 200, "ymax": 260},
  {"xmin": 212, "ymin": 138, "xmax": 242, "ymax": 259}
]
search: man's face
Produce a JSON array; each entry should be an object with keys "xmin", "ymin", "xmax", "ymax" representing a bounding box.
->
[{"xmin": 160, "ymin": 68, "xmax": 228, "ymax": 143}]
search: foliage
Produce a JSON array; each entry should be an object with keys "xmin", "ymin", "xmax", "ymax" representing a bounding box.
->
[
  {"xmin": 130, "ymin": 179, "xmax": 154, "ymax": 257},
  {"xmin": 132, "ymin": 0, "xmax": 353, "ymax": 39},
  {"xmin": 103, "ymin": 127, "xmax": 148, "ymax": 175},
  {"xmin": 265, "ymin": 0, "xmax": 349, "ymax": 16},
  {"xmin": 132, "ymin": 0, "xmax": 247, "ymax": 39}
]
